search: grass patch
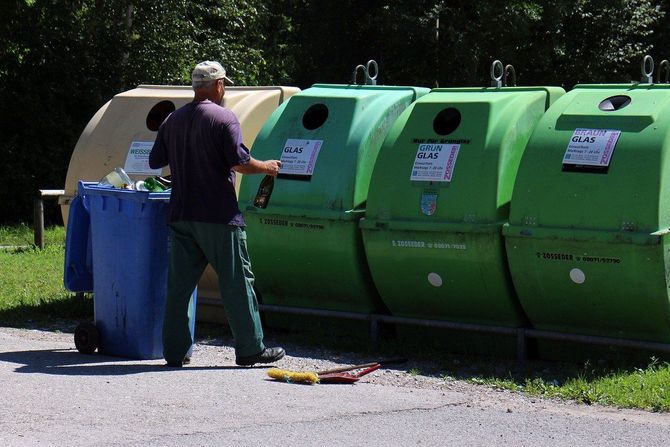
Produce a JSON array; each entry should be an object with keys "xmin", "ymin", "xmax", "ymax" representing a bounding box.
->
[
  {"xmin": 0, "ymin": 225, "xmax": 92, "ymax": 326},
  {"xmin": 444, "ymin": 356, "xmax": 670, "ymax": 412},
  {"xmin": 0, "ymin": 223, "xmax": 66, "ymax": 247}
]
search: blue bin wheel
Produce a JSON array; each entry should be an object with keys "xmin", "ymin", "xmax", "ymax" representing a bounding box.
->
[{"xmin": 74, "ymin": 321, "xmax": 99, "ymax": 355}]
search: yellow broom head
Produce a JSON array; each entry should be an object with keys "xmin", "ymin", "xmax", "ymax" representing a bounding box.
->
[{"xmin": 267, "ymin": 368, "xmax": 319, "ymax": 385}]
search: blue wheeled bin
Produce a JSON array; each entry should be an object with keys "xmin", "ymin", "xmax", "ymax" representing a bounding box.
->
[
  {"xmin": 65, "ymin": 181, "xmax": 196, "ymax": 359},
  {"xmin": 64, "ymin": 192, "xmax": 93, "ymax": 293}
]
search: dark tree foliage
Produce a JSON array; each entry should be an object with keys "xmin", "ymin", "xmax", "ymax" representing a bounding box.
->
[
  {"xmin": 0, "ymin": 0, "xmax": 275, "ymax": 223},
  {"xmin": 0, "ymin": 0, "xmax": 128, "ymax": 223},
  {"xmin": 0, "ymin": 0, "xmax": 666, "ymax": 223}
]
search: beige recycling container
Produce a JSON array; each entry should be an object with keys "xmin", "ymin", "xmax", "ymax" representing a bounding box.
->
[{"xmin": 62, "ymin": 84, "xmax": 299, "ymax": 322}]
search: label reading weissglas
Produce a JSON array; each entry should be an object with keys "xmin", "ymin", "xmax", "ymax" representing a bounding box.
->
[{"xmin": 124, "ymin": 141, "xmax": 161, "ymax": 175}]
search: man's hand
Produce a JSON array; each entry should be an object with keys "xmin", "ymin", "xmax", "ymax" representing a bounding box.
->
[{"xmin": 264, "ymin": 160, "xmax": 282, "ymax": 176}]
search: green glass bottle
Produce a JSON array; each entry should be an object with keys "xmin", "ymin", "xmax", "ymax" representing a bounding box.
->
[{"xmin": 144, "ymin": 177, "xmax": 166, "ymax": 192}]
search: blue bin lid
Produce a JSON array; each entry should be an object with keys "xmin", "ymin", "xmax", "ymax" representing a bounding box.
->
[{"xmin": 80, "ymin": 182, "xmax": 171, "ymax": 203}]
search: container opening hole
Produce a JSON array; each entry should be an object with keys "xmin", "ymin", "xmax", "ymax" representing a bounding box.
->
[
  {"xmin": 433, "ymin": 108, "xmax": 461, "ymax": 135},
  {"xmin": 302, "ymin": 104, "xmax": 329, "ymax": 130},
  {"xmin": 146, "ymin": 100, "xmax": 176, "ymax": 131},
  {"xmin": 598, "ymin": 96, "xmax": 631, "ymax": 111}
]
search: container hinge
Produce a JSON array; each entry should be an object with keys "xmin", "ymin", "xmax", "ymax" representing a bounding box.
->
[
  {"xmin": 345, "ymin": 208, "xmax": 366, "ymax": 214},
  {"xmin": 641, "ymin": 55, "xmax": 654, "ymax": 84},
  {"xmin": 651, "ymin": 228, "xmax": 670, "ymax": 236}
]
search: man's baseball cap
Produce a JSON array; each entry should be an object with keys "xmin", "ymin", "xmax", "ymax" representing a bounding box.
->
[{"xmin": 191, "ymin": 61, "xmax": 234, "ymax": 85}]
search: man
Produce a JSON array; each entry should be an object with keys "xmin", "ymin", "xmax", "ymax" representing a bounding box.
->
[{"xmin": 149, "ymin": 60, "xmax": 285, "ymax": 367}]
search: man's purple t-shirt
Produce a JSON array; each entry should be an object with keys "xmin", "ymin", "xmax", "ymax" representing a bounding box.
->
[{"xmin": 149, "ymin": 100, "xmax": 250, "ymax": 226}]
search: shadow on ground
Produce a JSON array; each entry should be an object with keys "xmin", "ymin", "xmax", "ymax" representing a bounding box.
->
[
  {"xmin": 0, "ymin": 348, "xmax": 260, "ymax": 376},
  {"xmin": 1, "ymin": 297, "xmax": 667, "ymax": 392}
]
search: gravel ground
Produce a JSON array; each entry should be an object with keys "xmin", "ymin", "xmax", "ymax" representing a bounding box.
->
[
  {"xmin": 1, "ymin": 322, "xmax": 663, "ymax": 417},
  {"xmin": 3, "ymin": 324, "xmax": 670, "ymax": 447}
]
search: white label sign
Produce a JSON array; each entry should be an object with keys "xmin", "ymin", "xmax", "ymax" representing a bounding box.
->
[
  {"xmin": 123, "ymin": 141, "xmax": 161, "ymax": 175},
  {"xmin": 410, "ymin": 144, "xmax": 460, "ymax": 182},
  {"xmin": 279, "ymin": 139, "xmax": 323, "ymax": 176},
  {"xmin": 562, "ymin": 128, "xmax": 621, "ymax": 167}
]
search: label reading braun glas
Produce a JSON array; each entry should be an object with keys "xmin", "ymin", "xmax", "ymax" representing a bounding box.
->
[
  {"xmin": 410, "ymin": 143, "xmax": 460, "ymax": 182},
  {"xmin": 562, "ymin": 129, "xmax": 621, "ymax": 167},
  {"xmin": 279, "ymin": 139, "xmax": 323, "ymax": 176}
]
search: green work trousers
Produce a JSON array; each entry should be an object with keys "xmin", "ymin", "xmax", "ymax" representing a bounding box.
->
[{"xmin": 163, "ymin": 221, "xmax": 265, "ymax": 363}]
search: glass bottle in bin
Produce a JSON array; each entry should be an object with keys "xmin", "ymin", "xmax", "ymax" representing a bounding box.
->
[
  {"xmin": 98, "ymin": 167, "xmax": 133, "ymax": 188},
  {"xmin": 254, "ymin": 175, "xmax": 274, "ymax": 208},
  {"xmin": 143, "ymin": 175, "xmax": 171, "ymax": 192},
  {"xmin": 157, "ymin": 175, "xmax": 172, "ymax": 188}
]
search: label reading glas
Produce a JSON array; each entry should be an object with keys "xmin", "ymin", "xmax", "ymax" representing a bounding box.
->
[
  {"xmin": 562, "ymin": 128, "xmax": 621, "ymax": 173},
  {"xmin": 410, "ymin": 143, "xmax": 460, "ymax": 182},
  {"xmin": 279, "ymin": 139, "xmax": 323, "ymax": 176}
]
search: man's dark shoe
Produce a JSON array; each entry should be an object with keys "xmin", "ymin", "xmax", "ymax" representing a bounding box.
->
[
  {"xmin": 165, "ymin": 356, "xmax": 191, "ymax": 367},
  {"xmin": 236, "ymin": 347, "xmax": 285, "ymax": 366}
]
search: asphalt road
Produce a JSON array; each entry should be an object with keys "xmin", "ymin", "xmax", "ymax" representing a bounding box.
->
[{"xmin": 1, "ymin": 327, "xmax": 669, "ymax": 446}]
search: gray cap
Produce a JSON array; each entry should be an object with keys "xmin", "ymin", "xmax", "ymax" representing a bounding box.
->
[{"xmin": 191, "ymin": 61, "xmax": 234, "ymax": 86}]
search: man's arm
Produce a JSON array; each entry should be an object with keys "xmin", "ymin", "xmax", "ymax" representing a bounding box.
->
[
  {"xmin": 221, "ymin": 118, "xmax": 281, "ymax": 176},
  {"xmin": 149, "ymin": 130, "xmax": 169, "ymax": 169},
  {"xmin": 233, "ymin": 157, "xmax": 282, "ymax": 176}
]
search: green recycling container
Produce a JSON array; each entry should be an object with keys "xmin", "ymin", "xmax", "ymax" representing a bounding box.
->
[
  {"xmin": 238, "ymin": 84, "xmax": 429, "ymax": 313},
  {"xmin": 503, "ymin": 83, "xmax": 670, "ymax": 343},
  {"xmin": 360, "ymin": 86, "xmax": 564, "ymax": 326}
]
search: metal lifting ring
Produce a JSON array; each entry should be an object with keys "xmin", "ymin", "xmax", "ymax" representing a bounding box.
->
[
  {"xmin": 504, "ymin": 64, "xmax": 517, "ymax": 87},
  {"xmin": 366, "ymin": 60, "xmax": 378, "ymax": 85},
  {"xmin": 641, "ymin": 55, "xmax": 654, "ymax": 84},
  {"xmin": 351, "ymin": 60, "xmax": 379, "ymax": 85},
  {"xmin": 351, "ymin": 64, "xmax": 367, "ymax": 85},
  {"xmin": 490, "ymin": 60, "xmax": 504, "ymax": 87},
  {"xmin": 657, "ymin": 60, "xmax": 670, "ymax": 84}
]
